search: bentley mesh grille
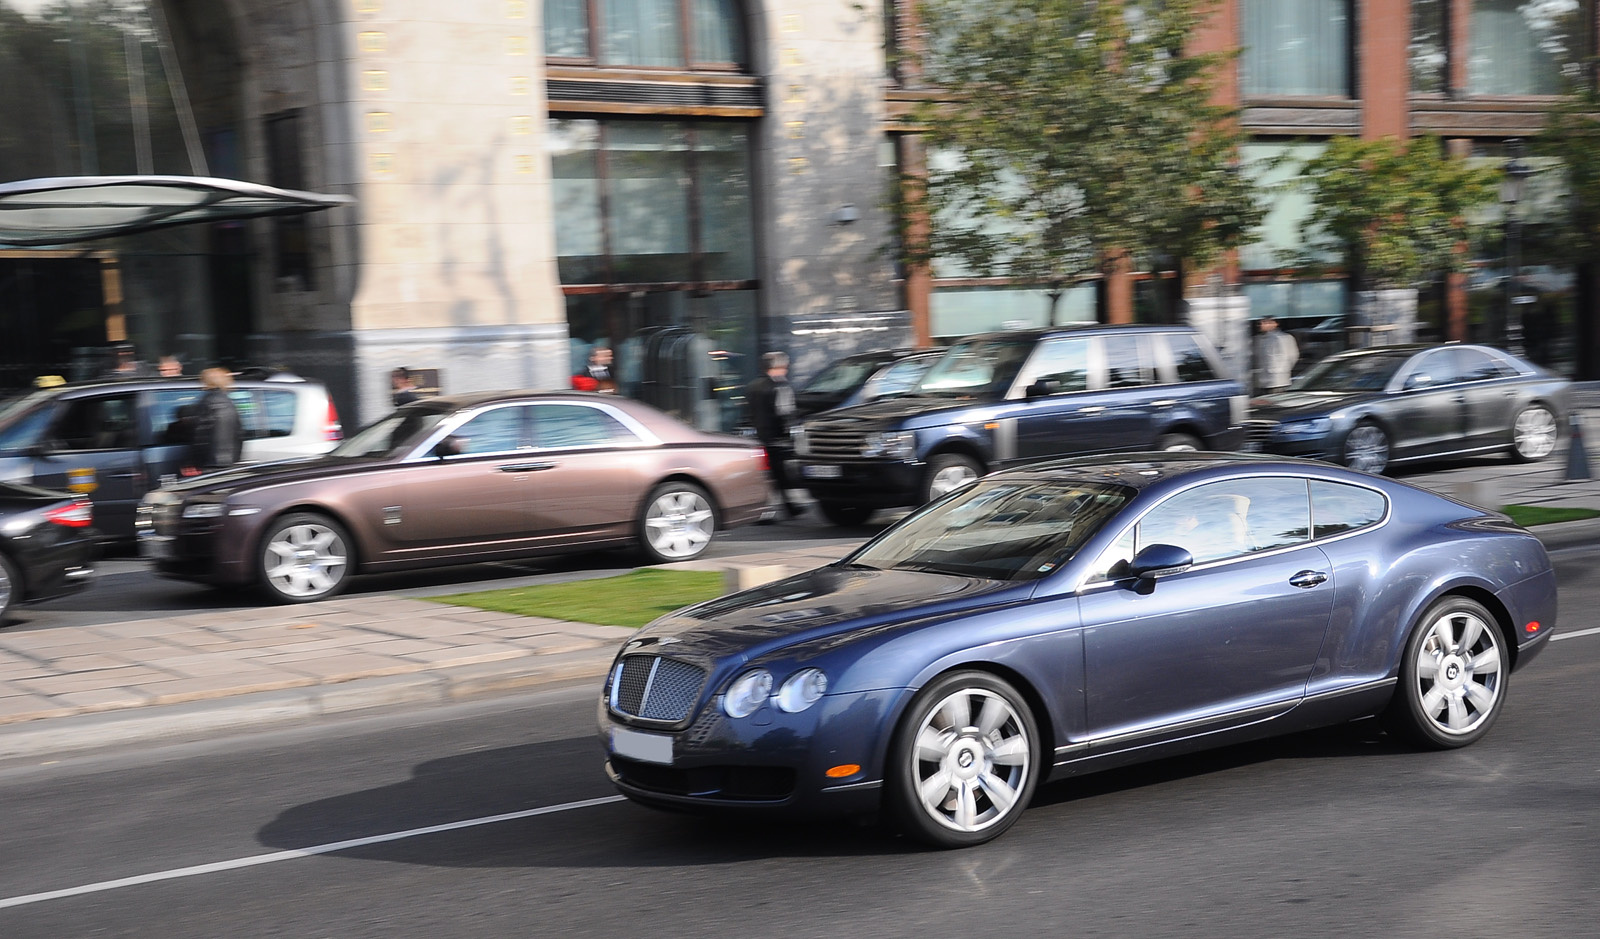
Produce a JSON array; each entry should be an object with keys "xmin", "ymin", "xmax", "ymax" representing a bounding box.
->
[{"xmin": 611, "ymin": 655, "xmax": 706, "ymax": 723}]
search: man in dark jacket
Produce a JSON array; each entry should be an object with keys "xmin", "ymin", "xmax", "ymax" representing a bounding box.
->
[
  {"xmin": 183, "ymin": 368, "xmax": 244, "ymax": 475},
  {"xmin": 745, "ymin": 351, "xmax": 803, "ymax": 519}
]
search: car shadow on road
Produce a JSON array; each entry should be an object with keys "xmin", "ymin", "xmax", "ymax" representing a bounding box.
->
[
  {"xmin": 255, "ymin": 721, "xmax": 1414, "ymax": 869},
  {"xmin": 1028, "ymin": 718, "xmax": 1408, "ymax": 811},
  {"xmin": 256, "ymin": 738, "xmax": 921, "ymax": 867}
]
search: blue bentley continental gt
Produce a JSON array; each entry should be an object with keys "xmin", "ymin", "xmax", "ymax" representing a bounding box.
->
[{"xmin": 598, "ymin": 453, "xmax": 1555, "ymax": 848}]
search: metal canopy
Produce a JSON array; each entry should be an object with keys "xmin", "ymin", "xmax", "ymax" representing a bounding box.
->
[{"xmin": 0, "ymin": 176, "xmax": 354, "ymax": 247}]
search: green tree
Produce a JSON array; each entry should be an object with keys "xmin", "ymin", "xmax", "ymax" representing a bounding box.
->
[
  {"xmin": 903, "ymin": 0, "xmax": 1262, "ymax": 323},
  {"xmin": 1284, "ymin": 136, "xmax": 1501, "ymax": 297},
  {"xmin": 1537, "ymin": 89, "xmax": 1600, "ymax": 378}
]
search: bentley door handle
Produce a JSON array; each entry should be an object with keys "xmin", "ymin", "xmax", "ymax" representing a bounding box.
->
[
  {"xmin": 1289, "ymin": 570, "xmax": 1328, "ymax": 588},
  {"xmin": 1077, "ymin": 406, "xmax": 1106, "ymax": 414}
]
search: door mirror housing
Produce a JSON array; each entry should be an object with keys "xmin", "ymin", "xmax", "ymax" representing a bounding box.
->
[
  {"xmin": 1128, "ymin": 543, "xmax": 1193, "ymax": 581},
  {"xmin": 432, "ymin": 436, "xmax": 465, "ymax": 459},
  {"xmin": 1026, "ymin": 378, "xmax": 1061, "ymax": 399}
]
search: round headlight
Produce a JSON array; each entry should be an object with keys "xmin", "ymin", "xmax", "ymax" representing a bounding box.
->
[
  {"xmin": 722, "ymin": 668, "xmax": 773, "ymax": 718},
  {"xmin": 775, "ymin": 668, "xmax": 828, "ymax": 713}
]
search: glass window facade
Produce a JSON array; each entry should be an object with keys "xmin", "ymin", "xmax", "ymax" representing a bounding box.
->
[
  {"xmin": 1240, "ymin": 0, "xmax": 1352, "ymax": 97},
  {"xmin": 1468, "ymin": 0, "xmax": 1583, "ymax": 95},
  {"xmin": 1410, "ymin": 0, "xmax": 1448, "ymax": 94},
  {"xmin": 547, "ymin": 0, "xmax": 746, "ymax": 66},
  {"xmin": 549, "ymin": 119, "xmax": 758, "ymax": 430}
]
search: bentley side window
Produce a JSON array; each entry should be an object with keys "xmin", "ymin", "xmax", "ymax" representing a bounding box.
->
[
  {"xmin": 1136, "ymin": 478, "xmax": 1311, "ymax": 564},
  {"xmin": 1310, "ymin": 480, "xmax": 1387, "ymax": 537}
]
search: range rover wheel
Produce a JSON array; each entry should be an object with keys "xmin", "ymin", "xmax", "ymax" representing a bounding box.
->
[
  {"xmin": 638, "ymin": 481, "xmax": 717, "ymax": 563},
  {"xmin": 1156, "ymin": 432, "xmax": 1202, "ymax": 451},
  {"xmin": 258, "ymin": 512, "xmax": 352, "ymax": 603},
  {"xmin": 817, "ymin": 502, "xmax": 874, "ymax": 527},
  {"xmin": 1510, "ymin": 404, "xmax": 1559, "ymax": 462},
  {"xmin": 1385, "ymin": 596, "xmax": 1507, "ymax": 750},
  {"xmin": 922, "ymin": 453, "xmax": 981, "ymax": 504},
  {"xmin": 889, "ymin": 670, "xmax": 1039, "ymax": 849},
  {"xmin": 1342, "ymin": 421, "xmax": 1390, "ymax": 475}
]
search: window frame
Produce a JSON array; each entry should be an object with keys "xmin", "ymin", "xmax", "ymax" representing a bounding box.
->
[{"xmin": 544, "ymin": 0, "xmax": 748, "ymax": 70}]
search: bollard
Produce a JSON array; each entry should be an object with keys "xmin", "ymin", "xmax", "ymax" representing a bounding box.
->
[{"xmin": 1566, "ymin": 412, "xmax": 1592, "ymax": 481}]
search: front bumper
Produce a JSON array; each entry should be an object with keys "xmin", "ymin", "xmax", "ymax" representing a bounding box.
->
[
  {"xmin": 598, "ymin": 685, "xmax": 911, "ymax": 818},
  {"xmin": 793, "ymin": 459, "xmax": 923, "ymax": 508}
]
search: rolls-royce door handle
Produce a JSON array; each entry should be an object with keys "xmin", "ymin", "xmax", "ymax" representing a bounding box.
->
[
  {"xmin": 1289, "ymin": 570, "xmax": 1328, "ymax": 589},
  {"xmin": 499, "ymin": 462, "xmax": 559, "ymax": 473}
]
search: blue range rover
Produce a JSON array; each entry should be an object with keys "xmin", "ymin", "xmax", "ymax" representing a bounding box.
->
[{"xmin": 793, "ymin": 325, "xmax": 1246, "ymax": 525}]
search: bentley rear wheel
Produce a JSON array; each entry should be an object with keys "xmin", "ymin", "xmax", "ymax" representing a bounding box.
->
[{"xmin": 1385, "ymin": 596, "xmax": 1507, "ymax": 749}]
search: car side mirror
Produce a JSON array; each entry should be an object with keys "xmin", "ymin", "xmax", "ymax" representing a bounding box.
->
[
  {"xmin": 432, "ymin": 436, "xmax": 465, "ymax": 459},
  {"xmin": 1026, "ymin": 378, "xmax": 1061, "ymax": 399},
  {"xmin": 1128, "ymin": 543, "xmax": 1193, "ymax": 581}
]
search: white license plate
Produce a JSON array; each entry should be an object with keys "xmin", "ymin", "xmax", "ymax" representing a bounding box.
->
[
  {"xmin": 802, "ymin": 464, "xmax": 842, "ymax": 479},
  {"xmin": 1240, "ymin": 440, "xmax": 1263, "ymax": 453},
  {"xmin": 611, "ymin": 727, "xmax": 673, "ymax": 765}
]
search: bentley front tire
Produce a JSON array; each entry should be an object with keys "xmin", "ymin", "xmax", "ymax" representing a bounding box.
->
[{"xmin": 888, "ymin": 670, "xmax": 1039, "ymax": 848}]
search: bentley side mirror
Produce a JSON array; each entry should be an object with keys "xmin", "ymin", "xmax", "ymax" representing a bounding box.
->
[{"xmin": 1128, "ymin": 543, "xmax": 1194, "ymax": 581}]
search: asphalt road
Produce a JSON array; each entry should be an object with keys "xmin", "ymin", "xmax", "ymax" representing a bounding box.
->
[{"xmin": 1, "ymin": 551, "xmax": 1596, "ymax": 938}]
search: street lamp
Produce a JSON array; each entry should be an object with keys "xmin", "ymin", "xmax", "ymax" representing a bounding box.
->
[{"xmin": 1501, "ymin": 139, "xmax": 1534, "ymax": 357}]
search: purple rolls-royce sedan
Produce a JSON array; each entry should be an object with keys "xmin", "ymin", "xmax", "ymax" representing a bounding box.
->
[{"xmin": 599, "ymin": 453, "xmax": 1554, "ymax": 848}]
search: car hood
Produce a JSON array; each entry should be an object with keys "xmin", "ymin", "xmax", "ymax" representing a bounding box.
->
[
  {"xmin": 802, "ymin": 394, "xmax": 995, "ymax": 429},
  {"xmin": 1250, "ymin": 389, "xmax": 1383, "ymax": 421},
  {"xmin": 158, "ymin": 453, "xmax": 390, "ymax": 496},
  {"xmin": 628, "ymin": 565, "xmax": 1023, "ymax": 664}
]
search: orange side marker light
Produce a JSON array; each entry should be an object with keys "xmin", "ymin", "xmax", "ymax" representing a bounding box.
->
[
  {"xmin": 1525, "ymin": 622, "xmax": 1540, "ymax": 634},
  {"xmin": 825, "ymin": 764, "xmax": 861, "ymax": 779}
]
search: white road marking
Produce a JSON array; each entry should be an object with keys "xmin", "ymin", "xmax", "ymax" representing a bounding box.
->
[
  {"xmin": 0, "ymin": 794, "xmax": 625, "ymax": 911},
  {"xmin": 1550, "ymin": 626, "xmax": 1600, "ymax": 642}
]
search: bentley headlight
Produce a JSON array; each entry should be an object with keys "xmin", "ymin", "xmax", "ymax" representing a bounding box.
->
[
  {"xmin": 722, "ymin": 668, "xmax": 773, "ymax": 718},
  {"xmin": 1280, "ymin": 418, "xmax": 1333, "ymax": 437},
  {"xmin": 775, "ymin": 668, "xmax": 828, "ymax": 713},
  {"xmin": 862, "ymin": 430, "xmax": 916, "ymax": 460},
  {"xmin": 182, "ymin": 503, "xmax": 227, "ymax": 519}
]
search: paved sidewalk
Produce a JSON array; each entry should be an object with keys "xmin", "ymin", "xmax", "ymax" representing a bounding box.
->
[{"xmin": 1, "ymin": 442, "xmax": 1597, "ymax": 761}]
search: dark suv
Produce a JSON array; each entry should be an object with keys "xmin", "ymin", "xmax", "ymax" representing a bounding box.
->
[{"xmin": 793, "ymin": 325, "xmax": 1246, "ymax": 525}]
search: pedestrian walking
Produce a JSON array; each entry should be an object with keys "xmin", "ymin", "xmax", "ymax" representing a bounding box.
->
[
  {"xmin": 183, "ymin": 368, "xmax": 244, "ymax": 475},
  {"xmin": 1253, "ymin": 316, "xmax": 1299, "ymax": 393},
  {"xmin": 746, "ymin": 351, "xmax": 804, "ymax": 520},
  {"xmin": 391, "ymin": 367, "xmax": 419, "ymax": 407},
  {"xmin": 571, "ymin": 346, "xmax": 618, "ymax": 393}
]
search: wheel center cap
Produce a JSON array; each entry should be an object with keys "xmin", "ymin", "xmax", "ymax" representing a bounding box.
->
[
  {"xmin": 294, "ymin": 548, "xmax": 317, "ymax": 564},
  {"xmin": 1440, "ymin": 654, "xmax": 1467, "ymax": 688},
  {"xmin": 950, "ymin": 740, "xmax": 982, "ymax": 778}
]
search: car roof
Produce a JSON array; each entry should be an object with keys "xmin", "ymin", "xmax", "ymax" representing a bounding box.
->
[
  {"xmin": 404, "ymin": 389, "xmax": 644, "ymax": 410},
  {"xmin": 959, "ymin": 323, "xmax": 1196, "ymax": 344},
  {"xmin": 18, "ymin": 375, "xmax": 323, "ymax": 398},
  {"xmin": 1004, "ymin": 451, "xmax": 1347, "ymax": 491}
]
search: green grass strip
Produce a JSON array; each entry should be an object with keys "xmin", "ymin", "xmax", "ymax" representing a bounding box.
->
[
  {"xmin": 429, "ymin": 568, "xmax": 726, "ymax": 628},
  {"xmin": 1502, "ymin": 504, "xmax": 1600, "ymax": 527}
]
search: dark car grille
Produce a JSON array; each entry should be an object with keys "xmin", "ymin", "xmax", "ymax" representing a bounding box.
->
[
  {"xmin": 610, "ymin": 655, "xmax": 706, "ymax": 722},
  {"xmin": 146, "ymin": 502, "xmax": 182, "ymax": 536},
  {"xmin": 804, "ymin": 421, "xmax": 870, "ymax": 460},
  {"xmin": 1242, "ymin": 420, "xmax": 1279, "ymax": 448}
]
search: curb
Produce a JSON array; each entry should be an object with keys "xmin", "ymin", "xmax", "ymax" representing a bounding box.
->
[
  {"xmin": 1529, "ymin": 517, "xmax": 1600, "ymax": 552},
  {"xmin": 0, "ymin": 648, "xmax": 614, "ymax": 762}
]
